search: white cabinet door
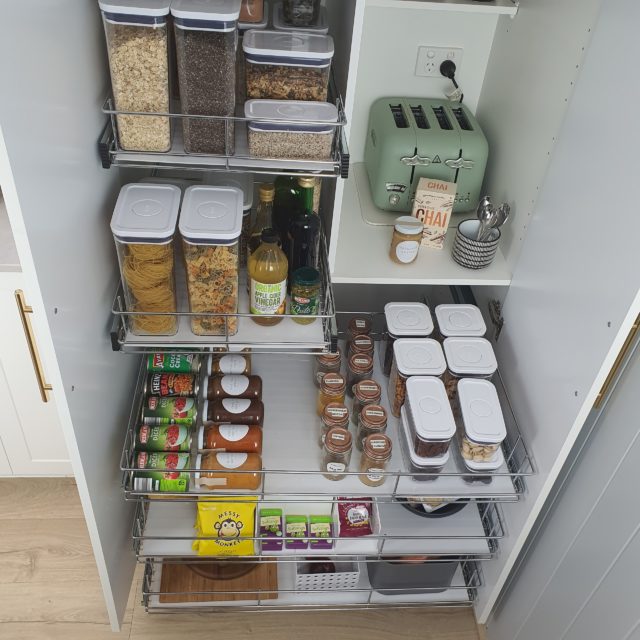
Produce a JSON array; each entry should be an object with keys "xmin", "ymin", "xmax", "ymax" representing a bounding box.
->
[
  {"xmin": 0, "ymin": 439, "xmax": 12, "ymax": 475},
  {"xmin": 0, "ymin": 272, "xmax": 71, "ymax": 475}
]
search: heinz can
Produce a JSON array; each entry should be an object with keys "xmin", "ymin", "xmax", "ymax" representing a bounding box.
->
[
  {"xmin": 144, "ymin": 372, "xmax": 199, "ymax": 398},
  {"xmin": 133, "ymin": 451, "xmax": 190, "ymax": 493},
  {"xmin": 135, "ymin": 424, "xmax": 192, "ymax": 453},
  {"xmin": 147, "ymin": 352, "xmax": 201, "ymax": 374},
  {"xmin": 141, "ymin": 396, "xmax": 197, "ymax": 426}
]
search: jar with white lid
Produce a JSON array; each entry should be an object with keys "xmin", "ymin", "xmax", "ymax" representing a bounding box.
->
[
  {"xmin": 380, "ymin": 302, "xmax": 433, "ymax": 376},
  {"xmin": 388, "ymin": 339, "xmax": 446, "ymax": 418},
  {"xmin": 434, "ymin": 304, "xmax": 486, "ymax": 341},
  {"xmin": 179, "ymin": 186, "xmax": 243, "ymax": 336},
  {"xmin": 389, "ymin": 216, "xmax": 423, "ymax": 265},
  {"xmin": 110, "ymin": 183, "xmax": 181, "ymax": 336},
  {"xmin": 404, "ymin": 376, "xmax": 455, "ymax": 458},
  {"xmin": 457, "ymin": 378, "xmax": 506, "ymax": 464},
  {"xmin": 443, "ymin": 337, "xmax": 498, "ymax": 403}
]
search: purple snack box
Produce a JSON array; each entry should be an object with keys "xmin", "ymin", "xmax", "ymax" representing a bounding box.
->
[
  {"xmin": 260, "ymin": 509, "xmax": 283, "ymax": 551},
  {"xmin": 309, "ymin": 515, "xmax": 334, "ymax": 549},
  {"xmin": 285, "ymin": 515, "xmax": 309, "ymax": 549}
]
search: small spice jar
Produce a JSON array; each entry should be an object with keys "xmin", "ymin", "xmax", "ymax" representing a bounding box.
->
[
  {"xmin": 322, "ymin": 427, "xmax": 352, "ymax": 481},
  {"xmin": 313, "ymin": 349, "xmax": 341, "ymax": 388},
  {"xmin": 316, "ymin": 372, "xmax": 346, "ymax": 416},
  {"xmin": 380, "ymin": 302, "xmax": 433, "ymax": 377},
  {"xmin": 291, "ymin": 267, "xmax": 320, "ymax": 325},
  {"xmin": 434, "ymin": 304, "xmax": 487, "ymax": 341},
  {"xmin": 443, "ymin": 337, "xmax": 498, "ymax": 404},
  {"xmin": 359, "ymin": 434, "xmax": 392, "ymax": 487},
  {"xmin": 318, "ymin": 402, "xmax": 349, "ymax": 447},
  {"xmin": 389, "ymin": 216, "xmax": 423, "ymax": 265},
  {"xmin": 388, "ymin": 339, "xmax": 446, "ymax": 418},
  {"xmin": 348, "ymin": 334, "xmax": 375, "ymax": 359},
  {"xmin": 350, "ymin": 379, "xmax": 382, "ymax": 426},
  {"xmin": 346, "ymin": 353, "xmax": 374, "ymax": 398},
  {"xmin": 346, "ymin": 316, "xmax": 372, "ymax": 348},
  {"xmin": 356, "ymin": 404, "xmax": 388, "ymax": 452}
]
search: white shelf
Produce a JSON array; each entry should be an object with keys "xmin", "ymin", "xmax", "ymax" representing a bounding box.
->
[
  {"xmin": 331, "ymin": 164, "xmax": 512, "ymax": 286},
  {"xmin": 366, "ymin": 0, "xmax": 518, "ymax": 16}
]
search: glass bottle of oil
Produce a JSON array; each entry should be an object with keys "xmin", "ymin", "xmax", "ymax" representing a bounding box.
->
[
  {"xmin": 249, "ymin": 183, "xmax": 275, "ymax": 257},
  {"xmin": 249, "ymin": 228, "xmax": 288, "ymax": 326}
]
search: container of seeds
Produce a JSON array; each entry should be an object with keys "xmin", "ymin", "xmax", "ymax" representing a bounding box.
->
[
  {"xmin": 172, "ymin": 0, "xmax": 241, "ymax": 155},
  {"xmin": 246, "ymin": 100, "xmax": 338, "ymax": 161},
  {"xmin": 99, "ymin": 0, "xmax": 172, "ymax": 152},
  {"xmin": 243, "ymin": 29, "xmax": 334, "ymax": 101}
]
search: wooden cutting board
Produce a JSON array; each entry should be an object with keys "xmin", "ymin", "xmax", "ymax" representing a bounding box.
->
[{"xmin": 159, "ymin": 562, "xmax": 278, "ymax": 604}]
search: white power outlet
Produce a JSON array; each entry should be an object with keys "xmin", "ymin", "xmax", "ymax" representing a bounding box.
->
[{"xmin": 415, "ymin": 46, "xmax": 463, "ymax": 78}]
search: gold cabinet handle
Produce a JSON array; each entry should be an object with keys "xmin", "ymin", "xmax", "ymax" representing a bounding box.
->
[{"xmin": 15, "ymin": 289, "xmax": 53, "ymax": 403}]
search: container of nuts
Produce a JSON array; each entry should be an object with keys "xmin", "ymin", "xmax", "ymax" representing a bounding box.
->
[
  {"xmin": 388, "ymin": 339, "xmax": 446, "ymax": 418},
  {"xmin": 243, "ymin": 29, "xmax": 334, "ymax": 101},
  {"xmin": 457, "ymin": 378, "xmax": 506, "ymax": 470},
  {"xmin": 443, "ymin": 337, "xmax": 497, "ymax": 404},
  {"xmin": 246, "ymin": 100, "xmax": 339, "ymax": 161},
  {"xmin": 434, "ymin": 304, "xmax": 486, "ymax": 341}
]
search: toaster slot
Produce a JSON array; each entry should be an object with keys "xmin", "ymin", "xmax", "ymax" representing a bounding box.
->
[
  {"xmin": 409, "ymin": 105, "xmax": 430, "ymax": 129},
  {"xmin": 432, "ymin": 106, "xmax": 453, "ymax": 131},
  {"xmin": 451, "ymin": 107, "xmax": 473, "ymax": 131},
  {"xmin": 389, "ymin": 104, "xmax": 409, "ymax": 129}
]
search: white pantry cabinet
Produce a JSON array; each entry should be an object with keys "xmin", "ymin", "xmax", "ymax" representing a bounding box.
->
[{"xmin": 0, "ymin": 0, "xmax": 639, "ymax": 633}]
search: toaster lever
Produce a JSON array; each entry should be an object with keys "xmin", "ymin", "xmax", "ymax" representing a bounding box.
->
[
  {"xmin": 445, "ymin": 157, "xmax": 475, "ymax": 170},
  {"xmin": 400, "ymin": 154, "xmax": 432, "ymax": 166}
]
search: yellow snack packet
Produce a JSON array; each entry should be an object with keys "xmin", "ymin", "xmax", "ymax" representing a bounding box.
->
[{"xmin": 192, "ymin": 496, "xmax": 257, "ymax": 557}]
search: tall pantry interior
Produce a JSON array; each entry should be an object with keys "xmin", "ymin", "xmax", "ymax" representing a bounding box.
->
[{"xmin": 3, "ymin": 0, "xmax": 638, "ymax": 633}]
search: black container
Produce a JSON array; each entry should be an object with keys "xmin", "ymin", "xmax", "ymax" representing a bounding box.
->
[{"xmin": 367, "ymin": 559, "xmax": 459, "ymax": 595}]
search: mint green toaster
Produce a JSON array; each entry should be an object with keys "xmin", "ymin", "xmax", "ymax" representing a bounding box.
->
[{"xmin": 364, "ymin": 98, "xmax": 488, "ymax": 213}]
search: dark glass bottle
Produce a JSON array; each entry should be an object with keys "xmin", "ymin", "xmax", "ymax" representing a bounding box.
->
[
  {"xmin": 287, "ymin": 177, "xmax": 320, "ymax": 287},
  {"xmin": 273, "ymin": 176, "xmax": 299, "ymax": 255}
]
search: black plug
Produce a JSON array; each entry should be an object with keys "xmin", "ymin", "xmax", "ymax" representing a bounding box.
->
[{"xmin": 440, "ymin": 60, "xmax": 459, "ymax": 88}]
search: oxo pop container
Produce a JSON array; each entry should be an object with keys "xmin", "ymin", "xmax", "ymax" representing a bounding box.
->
[
  {"xmin": 172, "ymin": 0, "xmax": 241, "ymax": 155},
  {"xmin": 388, "ymin": 339, "xmax": 446, "ymax": 418},
  {"xmin": 179, "ymin": 186, "xmax": 243, "ymax": 336},
  {"xmin": 110, "ymin": 183, "xmax": 181, "ymax": 336},
  {"xmin": 99, "ymin": 0, "xmax": 172, "ymax": 152},
  {"xmin": 282, "ymin": 0, "xmax": 320, "ymax": 26},
  {"xmin": 434, "ymin": 304, "xmax": 487, "ymax": 341},
  {"xmin": 443, "ymin": 337, "xmax": 498, "ymax": 402},
  {"xmin": 457, "ymin": 378, "xmax": 507, "ymax": 466},
  {"xmin": 380, "ymin": 302, "xmax": 434, "ymax": 376},
  {"xmin": 246, "ymin": 100, "xmax": 339, "ymax": 161},
  {"xmin": 243, "ymin": 30, "xmax": 334, "ymax": 101},
  {"xmin": 273, "ymin": 1, "xmax": 328, "ymax": 33}
]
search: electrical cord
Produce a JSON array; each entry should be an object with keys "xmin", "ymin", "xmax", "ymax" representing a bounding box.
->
[{"xmin": 440, "ymin": 60, "xmax": 464, "ymax": 103}]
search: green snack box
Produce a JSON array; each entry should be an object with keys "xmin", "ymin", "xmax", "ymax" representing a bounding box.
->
[
  {"xmin": 260, "ymin": 508, "xmax": 283, "ymax": 551},
  {"xmin": 309, "ymin": 515, "xmax": 334, "ymax": 549},
  {"xmin": 285, "ymin": 515, "xmax": 309, "ymax": 549}
]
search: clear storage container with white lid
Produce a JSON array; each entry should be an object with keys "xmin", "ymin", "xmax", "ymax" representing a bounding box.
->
[
  {"xmin": 462, "ymin": 446, "xmax": 505, "ymax": 474},
  {"xmin": 380, "ymin": 302, "xmax": 433, "ymax": 376},
  {"xmin": 443, "ymin": 337, "xmax": 498, "ymax": 401},
  {"xmin": 243, "ymin": 30, "xmax": 334, "ymax": 101},
  {"xmin": 172, "ymin": 0, "xmax": 241, "ymax": 155},
  {"xmin": 388, "ymin": 339, "xmax": 446, "ymax": 418},
  {"xmin": 99, "ymin": 0, "xmax": 171, "ymax": 152},
  {"xmin": 273, "ymin": 1, "xmax": 328, "ymax": 33},
  {"xmin": 405, "ymin": 376, "xmax": 455, "ymax": 458},
  {"xmin": 245, "ymin": 100, "xmax": 338, "ymax": 160},
  {"xmin": 179, "ymin": 186, "xmax": 243, "ymax": 336},
  {"xmin": 282, "ymin": 0, "xmax": 320, "ymax": 27},
  {"xmin": 457, "ymin": 378, "xmax": 507, "ymax": 464},
  {"xmin": 435, "ymin": 304, "xmax": 486, "ymax": 339},
  {"xmin": 400, "ymin": 405, "xmax": 449, "ymax": 481},
  {"xmin": 110, "ymin": 183, "xmax": 181, "ymax": 336}
]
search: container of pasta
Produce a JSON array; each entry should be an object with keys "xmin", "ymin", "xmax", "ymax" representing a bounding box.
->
[
  {"xmin": 110, "ymin": 183, "xmax": 181, "ymax": 336},
  {"xmin": 179, "ymin": 186, "xmax": 243, "ymax": 336}
]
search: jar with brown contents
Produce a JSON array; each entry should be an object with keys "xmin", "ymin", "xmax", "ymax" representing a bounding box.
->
[
  {"xmin": 318, "ymin": 402, "xmax": 349, "ymax": 447},
  {"xmin": 316, "ymin": 372, "xmax": 346, "ymax": 417},
  {"xmin": 346, "ymin": 353, "xmax": 374, "ymax": 399},
  {"xmin": 389, "ymin": 216, "xmax": 423, "ymax": 265},
  {"xmin": 350, "ymin": 379, "xmax": 381, "ymax": 427},
  {"xmin": 198, "ymin": 424, "xmax": 263, "ymax": 454},
  {"xmin": 205, "ymin": 374, "xmax": 263, "ymax": 400},
  {"xmin": 209, "ymin": 352, "xmax": 252, "ymax": 376},
  {"xmin": 313, "ymin": 350, "xmax": 341, "ymax": 388},
  {"xmin": 322, "ymin": 427, "xmax": 352, "ymax": 481},
  {"xmin": 356, "ymin": 404, "xmax": 387, "ymax": 452},
  {"xmin": 346, "ymin": 316, "xmax": 372, "ymax": 349},
  {"xmin": 348, "ymin": 334, "xmax": 375, "ymax": 359},
  {"xmin": 196, "ymin": 452, "xmax": 262, "ymax": 490},
  {"xmin": 205, "ymin": 398, "xmax": 265, "ymax": 426},
  {"xmin": 359, "ymin": 434, "xmax": 392, "ymax": 487}
]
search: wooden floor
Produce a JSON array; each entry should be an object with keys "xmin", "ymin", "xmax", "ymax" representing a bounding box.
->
[{"xmin": 0, "ymin": 478, "xmax": 482, "ymax": 640}]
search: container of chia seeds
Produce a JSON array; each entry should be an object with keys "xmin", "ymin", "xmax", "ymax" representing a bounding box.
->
[
  {"xmin": 141, "ymin": 396, "xmax": 197, "ymax": 426},
  {"xmin": 133, "ymin": 451, "xmax": 190, "ymax": 493},
  {"xmin": 147, "ymin": 352, "xmax": 202, "ymax": 374},
  {"xmin": 135, "ymin": 424, "xmax": 192, "ymax": 453},
  {"xmin": 144, "ymin": 372, "xmax": 199, "ymax": 398}
]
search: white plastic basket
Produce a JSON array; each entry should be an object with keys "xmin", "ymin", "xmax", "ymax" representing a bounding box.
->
[{"xmin": 295, "ymin": 560, "xmax": 360, "ymax": 591}]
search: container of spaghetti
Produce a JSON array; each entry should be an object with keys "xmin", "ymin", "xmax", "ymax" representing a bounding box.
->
[{"xmin": 110, "ymin": 183, "xmax": 181, "ymax": 336}]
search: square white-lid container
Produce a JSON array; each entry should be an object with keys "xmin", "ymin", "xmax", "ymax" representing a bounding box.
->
[
  {"xmin": 462, "ymin": 446, "xmax": 505, "ymax": 472},
  {"xmin": 243, "ymin": 29, "xmax": 334, "ymax": 65},
  {"xmin": 435, "ymin": 304, "xmax": 486, "ymax": 337},
  {"xmin": 384, "ymin": 302, "xmax": 433, "ymax": 337},
  {"xmin": 245, "ymin": 100, "xmax": 338, "ymax": 134},
  {"xmin": 171, "ymin": 0, "xmax": 241, "ymax": 22},
  {"xmin": 110, "ymin": 183, "xmax": 181, "ymax": 243},
  {"xmin": 272, "ymin": 1, "xmax": 328, "ymax": 33},
  {"xmin": 393, "ymin": 339, "xmax": 446, "ymax": 377},
  {"xmin": 99, "ymin": 0, "xmax": 171, "ymax": 17},
  {"xmin": 179, "ymin": 186, "xmax": 243, "ymax": 244},
  {"xmin": 400, "ymin": 405, "xmax": 450, "ymax": 468},
  {"xmin": 405, "ymin": 376, "xmax": 456, "ymax": 443},
  {"xmin": 443, "ymin": 337, "xmax": 498, "ymax": 376},
  {"xmin": 203, "ymin": 171, "xmax": 254, "ymax": 212},
  {"xmin": 239, "ymin": 0, "xmax": 269, "ymax": 30},
  {"xmin": 457, "ymin": 378, "xmax": 506, "ymax": 444}
]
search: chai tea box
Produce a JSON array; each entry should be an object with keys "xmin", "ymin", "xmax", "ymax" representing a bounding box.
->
[{"xmin": 411, "ymin": 178, "xmax": 456, "ymax": 249}]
